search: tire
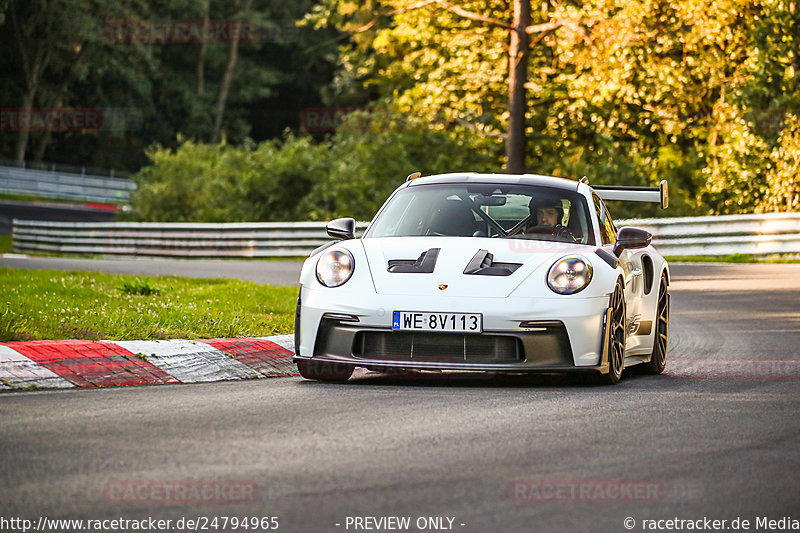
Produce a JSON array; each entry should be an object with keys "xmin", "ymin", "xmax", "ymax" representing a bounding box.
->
[
  {"xmin": 642, "ymin": 273, "xmax": 669, "ymax": 374},
  {"xmin": 599, "ymin": 279, "xmax": 626, "ymax": 385},
  {"xmin": 296, "ymin": 359, "xmax": 354, "ymax": 382}
]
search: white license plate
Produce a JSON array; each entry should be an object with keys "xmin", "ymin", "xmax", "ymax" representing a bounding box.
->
[{"xmin": 392, "ymin": 311, "xmax": 482, "ymax": 333}]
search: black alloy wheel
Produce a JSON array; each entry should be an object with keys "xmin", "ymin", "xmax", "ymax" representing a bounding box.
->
[
  {"xmin": 642, "ymin": 274, "xmax": 669, "ymax": 375},
  {"xmin": 600, "ymin": 279, "xmax": 627, "ymax": 385}
]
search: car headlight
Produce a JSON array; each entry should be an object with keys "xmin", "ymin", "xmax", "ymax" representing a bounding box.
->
[
  {"xmin": 547, "ymin": 256, "xmax": 593, "ymax": 294},
  {"xmin": 316, "ymin": 249, "xmax": 354, "ymax": 287}
]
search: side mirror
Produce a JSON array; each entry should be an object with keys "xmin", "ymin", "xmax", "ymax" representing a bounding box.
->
[
  {"xmin": 326, "ymin": 217, "xmax": 356, "ymax": 241},
  {"xmin": 613, "ymin": 227, "xmax": 652, "ymax": 256}
]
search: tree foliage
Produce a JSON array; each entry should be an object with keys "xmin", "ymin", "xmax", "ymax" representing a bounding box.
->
[
  {"xmin": 305, "ymin": 0, "xmax": 799, "ymax": 217},
  {"xmin": 2, "ymin": 0, "xmax": 798, "ymax": 220},
  {"xmin": 131, "ymin": 136, "xmax": 326, "ymax": 221},
  {"xmin": 299, "ymin": 111, "xmax": 500, "ymax": 220},
  {"xmin": 762, "ymin": 113, "xmax": 800, "ymax": 212},
  {"xmin": 0, "ymin": 0, "xmax": 340, "ymax": 170},
  {"xmin": 130, "ymin": 113, "xmax": 497, "ymax": 222}
]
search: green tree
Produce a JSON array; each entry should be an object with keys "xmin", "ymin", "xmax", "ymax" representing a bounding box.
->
[
  {"xmin": 4, "ymin": 0, "xmax": 150, "ymax": 164},
  {"xmin": 129, "ymin": 112, "xmax": 498, "ymax": 222},
  {"xmin": 299, "ymin": 110, "xmax": 499, "ymax": 220},
  {"xmin": 761, "ymin": 113, "xmax": 800, "ymax": 212},
  {"xmin": 305, "ymin": 0, "xmax": 589, "ymax": 173},
  {"xmin": 308, "ymin": 0, "xmax": 799, "ymax": 216},
  {"xmin": 130, "ymin": 136, "xmax": 329, "ymax": 222},
  {"xmin": 0, "ymin": 0, "xmax": 341, "ymax": 172}
]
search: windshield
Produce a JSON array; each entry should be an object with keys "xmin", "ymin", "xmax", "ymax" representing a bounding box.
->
[{"xmin": 365, "ymin": 183, "xmax": 595, "ymax": 245}]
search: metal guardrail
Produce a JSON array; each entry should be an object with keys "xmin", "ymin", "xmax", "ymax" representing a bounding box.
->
[
  {"xmin": 617, "ymin": 213, "xmax": 800, "ymax": 257},
  {"xmin": 0, "ymin": 165, "xmax": 136, "ymax": 204},
  {"xmin": 10, "ymin": 213, "xmax": 800, "ymax": 258},
  {"xmin": 11, "ymin": 220, "xmax": 370, "ymax": 257}
]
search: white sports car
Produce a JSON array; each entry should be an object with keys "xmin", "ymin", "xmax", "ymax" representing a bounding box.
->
[{"xmin": 293, "ymin": 172, "xmax": 670, "ymax": 385}]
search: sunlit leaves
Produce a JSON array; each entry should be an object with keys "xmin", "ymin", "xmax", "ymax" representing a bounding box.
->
[{"xmin": 762, "ymin": 112, "xmax": 800, "ymax": 212}]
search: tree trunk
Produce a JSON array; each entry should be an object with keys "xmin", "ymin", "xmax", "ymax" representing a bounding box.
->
[
  {"xmin": 13, "ymin": 89, "xmax": 35, "ymax": 165},
  {"xmin": 10, "ymin": 0, "xmax": 52, "ymax": 166},
  {"xmin": 32, "ymin": 128, "xmax": 52, "ymax": 164},
  {"xmin": 506, "ymin": 0, "xmax": 531, "ymax": 173},
  {"xmin": 792, "ymin": 3, "xmax": 799, "ymax": 86},
  {"xmin": 197, "ymin": 0, "xmax": 209, "ymax": 96},
  {"xmin": 211, "ymin": 0, "xmax": 253, "ymax": 143},
  {"xmin": 33, "ymin": 48, "xmax": 87, "ymax": 164}
]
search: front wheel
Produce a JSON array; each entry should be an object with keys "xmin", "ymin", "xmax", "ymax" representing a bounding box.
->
[
  {"xmin": 296, "ymin": 359, "xmax": 354, "ymax": 382},
  {"xmin": 598, "ymin": 279, "xmax": 626, "ymax": 385},
  {"xmin": 642, "ymin": 274, "xmax": 669, "ymax": 374}
]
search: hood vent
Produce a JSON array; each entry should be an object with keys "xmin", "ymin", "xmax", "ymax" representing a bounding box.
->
[
  {"xmin": 388, "ymin": 248, "xmax": 440, "ymax": 273},
  {"xmin": 463, "ymin": 249, "xmax": 521, "ymax": 277}
]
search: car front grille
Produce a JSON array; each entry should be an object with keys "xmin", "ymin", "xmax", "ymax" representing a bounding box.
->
[{"xmin": 352, "ymin": 331, "xmax": 522, "ymax": 363}]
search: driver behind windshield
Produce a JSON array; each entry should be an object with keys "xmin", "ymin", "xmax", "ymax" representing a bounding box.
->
[
  {"xmin": 534, "ymin": 203, "xmax": 561, "ymax": 227},
  {"xmin": 523, "ymin": 196, "xmax": 578, "ymax": 242},
  {"xmin": 527, "ymin": 197, "xmax": 564, "ymax": 229}
]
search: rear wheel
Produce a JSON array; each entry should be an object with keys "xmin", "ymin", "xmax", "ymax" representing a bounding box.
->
[
  {"xmin": 296, "ymin": 359, "xmax": 354, "ymax": 382},
  {"xmin": 599, "ymin": 279, "xmax": 626, "ymax": 385},
  {"xmin": 642, "ymin": 274, "xmax": 669, "ymax": 374}
]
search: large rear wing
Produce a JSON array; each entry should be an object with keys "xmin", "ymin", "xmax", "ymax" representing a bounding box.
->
[{"xmin": 592, "ymin": 180, "xmax": 668, "ymax": 209}]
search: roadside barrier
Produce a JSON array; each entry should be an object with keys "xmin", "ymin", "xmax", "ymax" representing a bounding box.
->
[
  {"xmin": 10, "ymin": 220, "xmax": 369, "ymax": 257},
  {"xmin": 10, "ymin": 214, "xmax": 800, "ymax": 258},
  {"xmin": 0, "ymin": 165, "xmax": 135, "ymax": 204},
  {"xmin": 617, "ymin": 213, "xmax": 800, "ymax": 257}
]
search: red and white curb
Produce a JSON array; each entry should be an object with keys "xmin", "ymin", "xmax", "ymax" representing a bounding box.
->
[{"xmin": 0, "ymin": 335, "xmax": 296, "ymax": 392}]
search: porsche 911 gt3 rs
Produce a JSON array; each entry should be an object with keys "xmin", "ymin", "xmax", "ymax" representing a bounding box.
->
[{"xmin": 293, "ymin": 172, "xmax": 670, "ymax": 385}]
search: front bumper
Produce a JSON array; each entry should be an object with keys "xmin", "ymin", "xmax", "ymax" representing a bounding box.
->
[{"xmin": 295, "ymin": 286, "xmax": 612, "ymax": 374}]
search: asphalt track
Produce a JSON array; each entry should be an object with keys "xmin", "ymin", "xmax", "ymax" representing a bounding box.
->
[
  {"xmin": 0, "ymin": 255, "xmax": 302, "ymax": 286},
  {"xmin": 1, "ymin": 262, "xmax": 799, "ymax": 533}
]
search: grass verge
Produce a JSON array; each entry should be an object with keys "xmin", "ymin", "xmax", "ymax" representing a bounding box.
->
[
  {"xmin": 0, "ymin": 235, "xmax": 12, "ymax": 253},
  {"xmin": 0, "ymin": 268, "xmax": 296, "ymax": 341}
]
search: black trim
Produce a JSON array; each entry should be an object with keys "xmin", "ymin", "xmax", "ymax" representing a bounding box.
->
[
  {"xmin": 642, "ymin": 254, "xmax": 654, "ymax": 295},
  {"xmin": 312, "ymin": 319, "xmax": 574, "ymax": 368},
  {"xmin": 388, "ymin": 248, "xmax": 440, "ymax": 273},
  {"xmin": 326, "ymin": 217, "xmax": 356, "ymax": 240},
  {"xmin": 354, "ymin": 331, "xmax": 522, "ymax": 363},
  {"xmin": 463, "ymin": 249, "xmax": 522, "ymax": 276},
  {"xmin": 591, "ymin": 185, "xmax": 660, "ymax": 192},
  {"xmin": 595, "ymin": 248, "xmax": 619, "ymax": 268},
  {"xmin": 294, "ymin": 355, "xmax": 601, "ymax": 375},
  {"xmin": 613, "ymin": 227, "xmax": 652, "ymax": 256},
  {"xmin": 294, "ymin": 287, "xmax": 302, "ymax": 356}
]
